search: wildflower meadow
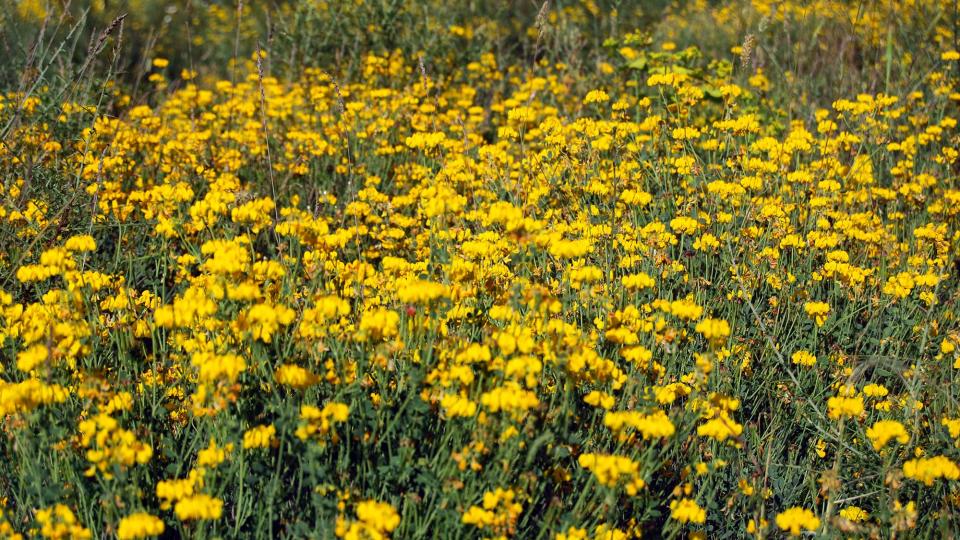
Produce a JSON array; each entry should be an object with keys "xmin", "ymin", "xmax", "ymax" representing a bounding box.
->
[{"xmin": 2, "ymin": 0, "xmax": 960, "ymax": 538}]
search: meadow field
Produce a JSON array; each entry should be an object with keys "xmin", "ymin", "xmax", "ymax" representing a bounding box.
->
[{"xmin": 2, "ymin": 0, "xmax": 960, "ymax": 537}]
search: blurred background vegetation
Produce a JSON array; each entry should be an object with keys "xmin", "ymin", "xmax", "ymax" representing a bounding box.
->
[
  {"xmin": 1, "ymin": 0, "xmax": 957, "ymax": 274},
  {"xmin": 4, "ymin": 0, "xmax": 955, "ymax": 111},
  {"xmin": 3, "ymin": 0, "xmax": 956, "ymax": 269}
]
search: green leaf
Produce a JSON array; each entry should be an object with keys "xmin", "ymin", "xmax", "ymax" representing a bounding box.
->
[{"xmin": 627, "ymin": 57, "xmax": 647, "ymax": 71}]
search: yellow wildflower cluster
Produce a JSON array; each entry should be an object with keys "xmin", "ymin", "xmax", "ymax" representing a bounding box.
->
[
  {"xmin": 902, "ymin": 456, "xmax": 960, "ymax": 486},
  {"xmin": 116, "ymin": 513, "xmax": 165, "ymax": 540},
  {"xmin": 36, "ymin": 505, "xmax": 91, "ymax": 540},
  {"xmin": 462, "ymin": 488, "xmax": 523, "ymax": 537},
  {"xmin": 669, "ymin": 498, "xmax": 706, "ymax": 524},
  {"xmin": 295, "ymin": 403, "xmax": 350, "ymax": 442},
  {"xmin": 775, "ymin": 507, "xmax": 820, "ymax": 536},
  {"xmin": 336, "ymin": 500, "xmax": 401, "ymax": 540},
  {"xmin": 242, "ymin": 424, "xmax": 277, "ymax": 449},
  {"xmin": 77, "ymin": 414, "xmax": 153, "ymax": 477},
  {"xmin": 866, "ymin": 420, "xmax": 910, "ymax": 451},
  {"xmin": 174, "ymin": 494, "xmax": 224, "ymax": 521},
  {"xmin": 578, "ymin": 453, "xmax": 646, "ymax": 495}
]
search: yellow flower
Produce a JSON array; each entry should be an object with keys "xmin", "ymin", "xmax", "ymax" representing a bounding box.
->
[
  {"xmin": 669, "ymin": 498, "xmax": 706, "ymax": 524},
  {"xmin": 191, "ymin": 352, "xmax": 246, "ymax": 383},
  {"xmin": 337, "ymin": 500, "xmax": 401, "ymax": 539},
  {"xmin": 669, "ymin": 216, "xmax": 700, "ymax": 235},
  {"xmin": 583, "ymin": 390, "xmax": 615, "ymax": 410},
  {"xmin": 197, "ymin": 439, "xmax": 233, "ymax": 468},
  {"xmin": 356, "ymin": 308, "xmax": 401, "ymax": 342},
  {"xmin": 748, "ymin": 68, "xmax": 770, "ymax": 91},
  {"xmin": 866, "ymin": 420, "xmax": 909, "ymax": 451},
  {"xmin": 882, "ymin": 272, "xmax": 915, "ymax": 299},
  {"xmin": 295, "ymin": 403, "xmax": 350, "ymax": 442},
  {"xmin": 548, "ymin": 238, "xmax": 592, "ymax": 259},
  {"xmin": 77, "ymin": 414, "xmax": 152, "ymax": 478},
  {"xmin": 621, "ymin": 272, "xmax": 655, "ymax": 290},
  {"xmin": 117, "ymin": 513, "xmax": 165, "ymax": 539},
  {"xmin": 803, "ymin": 301, "xmax": 831, "ymax": 327},
  {"xmin": 156, "ymin": 469, "xmax": 205, "ymax": 509},
  {"xmin": 396, "ymin": 279, "xmax": 449, "ymax": 305},
  {"xmin": 603, "ymin": 410, "xmax": 676, "ymax": 439},
  {"xmin": 243, "ymin": 424, "xmax": 277, "ymax": 449},
  {"xmin": 839, "ymin": 506, "xmax": 869, "ymax": 522},
  {"xmin": 240, "ymin": 302, "xmax": 296, "ymax": 342},
  {"xmin": 356, "ymin": 500, "xmax": 401, "ymax": 533},
  {"xmin": 578, "ymin": 453, "xmax": 645, "ymax": 494},
  {"xmin": 827, "ymin": 395, "xmax": 864, "ymax": 420},
  {"xmin": 462, "ymin": 488, "xmax": 523, "ymax": 535},
  {"xmin": 583, "ymin": 89, "xmax": 610, "ymax": 104},
  {"xmin": 666, "ymin": 297, "xmax": 703, "ymax": 320},
  {"xmin": 902, "ymin": 455, "xmax": 960, "ymax": 486},
  {"xmin": 697, "ymin": 411, "xmax": 743, "ymax": 442},
  {"xmin": 775, "ymin": 507, "xmax": 820, "ymax": 536},
  {"xmin": 480, "ymin": 382, "xmax": 539, "ymax": 416},
  {"xmin": 555, "ymin": 526, "xmax": 589, "ymax": 540},
  {"xmin": 671, "ymin": 126, "xmax": 701, "ymax": 140},
  {"xmin": 16, "ymin": 343, "xmax": 49, "ymax": 372},
  {"xmin": 440, "ymin": 392, "xmax": 478, "ymax": 418},
  {"xmin": 746, "ymin": 518, "xmax": 768, "ymax": 534},
  {"xmin": 791, "ymin": 350, "xmax": 816, "ymax": 367},
  {"xmin": 36, "ymin": 504, "xmax": 91, "ymax": 540},
  {"xmin": 695, "ymin": 318, "xmax": 730, "ymax": 343},
  {"xmin": 63, "ymin": 235, "xmax": 97, "ymax": 252},
  {"xmin": 174, "ymin": 494, "xmax": 223, "ymax": 521},
  {"xmin": 942, "ymin": 417, "xmax": 960, "ymax": 439},
  {"xmin": 274, "ymin": 364, "xmax": 319, "ymax": 389}
]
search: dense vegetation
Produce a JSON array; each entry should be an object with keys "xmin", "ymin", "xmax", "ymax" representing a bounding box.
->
[{"xmin": 2, "ymin": 1, "xmax": 960, "ymax": 538}]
